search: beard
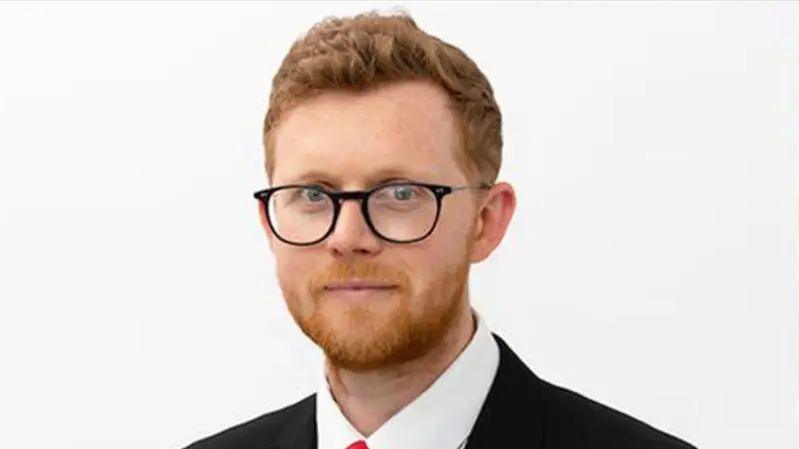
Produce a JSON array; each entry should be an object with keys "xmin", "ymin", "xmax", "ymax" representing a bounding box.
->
[{"xmin": 279, "ymin": 246, "xmax": 472, "ymax": 372}]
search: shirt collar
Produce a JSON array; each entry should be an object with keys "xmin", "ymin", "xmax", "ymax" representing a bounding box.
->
[{"xmin": 316, "ymin": 307, "xmax": 500, "ymax": 449}]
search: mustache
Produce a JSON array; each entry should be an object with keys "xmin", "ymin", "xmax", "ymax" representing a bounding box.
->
[{"xmin": 308, "ymin": 260, "xmax": 411, "ymax": 294}]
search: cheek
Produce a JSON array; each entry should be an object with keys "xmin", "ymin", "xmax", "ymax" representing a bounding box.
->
[
  {"xmin": 431, "ymin": 208, "xmax": 473, "ymax": 258},
  {"xmin": 274, "ymin": 248, "xmax": 313, "ymax": 295},
  {"xmin": 403, "ymin": 232, "xmax": 465, "ymax": 294}
]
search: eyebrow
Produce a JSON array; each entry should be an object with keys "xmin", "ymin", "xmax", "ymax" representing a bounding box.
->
[{"xmin": 286, "ymin": 168, "xmax": 429, "ymax": 188}]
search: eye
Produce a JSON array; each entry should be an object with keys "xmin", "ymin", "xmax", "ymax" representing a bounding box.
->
[
  {"xmin": 372, "ymin": 184, "xmax": 424, "ymax": 203},
  {"xmin": 392, "ymin": 185, "xmax": 417, "ymax": 201},
  {"xmin": 301, "ymin": 186, "xmax": 327, "ymax": 202}
]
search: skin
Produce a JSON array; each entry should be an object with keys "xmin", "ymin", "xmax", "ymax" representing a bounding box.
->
[{"xmin": 258, "ymin": 79, "xmax": 516, "ymax": 436}]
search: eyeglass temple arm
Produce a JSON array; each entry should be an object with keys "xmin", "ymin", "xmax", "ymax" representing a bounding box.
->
[{"xmin": 451, "ymin": 182, "xmax": 493, "ymax": 192}]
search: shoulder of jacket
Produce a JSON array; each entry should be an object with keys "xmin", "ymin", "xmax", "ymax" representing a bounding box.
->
[
  {"xmin": 182, "ymin": 393, "xmax": 315, "ymax": 449},
  {"xmin": 537, "ymin": 380, "xmax": 696, "ymax": 449}
]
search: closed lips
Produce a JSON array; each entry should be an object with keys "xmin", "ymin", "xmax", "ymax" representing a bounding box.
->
[{"xmin": 324, "ymin": 280, "xmax": 397, "ymax": 290}]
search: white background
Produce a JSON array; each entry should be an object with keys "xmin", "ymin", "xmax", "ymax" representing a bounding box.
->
[{"xmin": 0, "ymin": 1, "xmax": 796, "ymax": 448}]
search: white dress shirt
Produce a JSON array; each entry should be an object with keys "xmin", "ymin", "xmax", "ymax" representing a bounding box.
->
[{"xmin": 316, "ymin": 307, "xmax": 500, "ymax": 449}]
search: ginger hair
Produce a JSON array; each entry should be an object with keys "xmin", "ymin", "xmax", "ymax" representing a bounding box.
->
[{"xmin": 263, "ymin": 10, "xmax": 502, "ymax": 185}]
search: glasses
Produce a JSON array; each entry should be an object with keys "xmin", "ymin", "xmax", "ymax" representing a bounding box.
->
[{"xmin": 253, "ymin": 181, "xmax": 491, "ymax": 246}]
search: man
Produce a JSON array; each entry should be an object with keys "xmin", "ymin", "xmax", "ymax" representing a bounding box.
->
[{"xmin": 186, "ymin": 11, "xmax": 696, "ymax": 449}]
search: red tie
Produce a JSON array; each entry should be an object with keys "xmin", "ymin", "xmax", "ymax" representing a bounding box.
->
[{"xmin": 346, "ymin": 440, "xmax": 369, "ymax": 449}]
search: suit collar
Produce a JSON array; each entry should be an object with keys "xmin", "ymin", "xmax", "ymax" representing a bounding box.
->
[
  {"xmin": 269, "ymin": 332, "xmax": 542, "ymax": 449},
  {"xmin": 260, "ymin": 394, "xmax": 317, "ymax": 449},
  {"xmin": 464, "ymin": 333, "xmax": 543, "ymax": 449}
]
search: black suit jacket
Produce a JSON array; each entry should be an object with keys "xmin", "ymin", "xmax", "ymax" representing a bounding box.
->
[{"xmin": 185, "ymin": 333, "xmax": 697, "ymax": 449}]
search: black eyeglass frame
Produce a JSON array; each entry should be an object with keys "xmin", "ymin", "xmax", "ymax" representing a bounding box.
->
[{"xmin": 252, "ymin": 181, "xmax": 492, "ymax": 246}]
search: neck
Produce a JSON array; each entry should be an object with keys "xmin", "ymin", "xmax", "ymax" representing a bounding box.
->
[{"xmin": 324, "ymin": 300, "xmax": 477, "ymax": 437}]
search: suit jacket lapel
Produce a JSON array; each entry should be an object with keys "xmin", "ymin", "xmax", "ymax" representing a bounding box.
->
[
  {"xmin": 268, "ymin": 333, "xmax": 542, "ymax": 449},
  {"xmin": 464, "ymin": 333, "xmax": 544, "ymax": 449},
  {"xmin": 260, "ymin": 393, "xmax": 317, "ymax": 449}
]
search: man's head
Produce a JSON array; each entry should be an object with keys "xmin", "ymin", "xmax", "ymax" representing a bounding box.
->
[{"xmin": 257, "ymin": 11, "xmax": 516, "ymax": 371}]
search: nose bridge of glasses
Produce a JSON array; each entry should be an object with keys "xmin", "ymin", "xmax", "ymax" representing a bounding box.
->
[
  {"xmin": 332, "ymin": 190, "xmax": 370, "ymax": 202},
  {"xmin": 325, "ymin": 191, "xmax": 380, "ymax": 250},
  {"xmin": 330, "ymin": 190, "xmax": 371, "ymax": 228}
]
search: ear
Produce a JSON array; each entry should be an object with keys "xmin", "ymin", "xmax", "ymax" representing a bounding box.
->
[
  {"xmin": 469, "ymin": 182, "xmax": 517, "ymax": 263},
  {"xmin": 257, "ymin": 201, "xmax": 276, "ymax": 253}
]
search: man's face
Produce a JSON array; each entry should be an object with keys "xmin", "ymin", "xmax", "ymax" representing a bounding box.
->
[{"xmin": 260, "ymin": 80, "xmax": 481, "ymax": 371}]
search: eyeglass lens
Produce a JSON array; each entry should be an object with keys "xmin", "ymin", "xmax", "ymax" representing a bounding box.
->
[{"xmin": 267, "ymin": 184, "xmax": 438, "ymax": 244}]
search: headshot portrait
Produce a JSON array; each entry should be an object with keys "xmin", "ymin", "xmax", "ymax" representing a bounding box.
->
[
  {"xmin": 188, "ymin": 7, "xmax": 698, "ymax": 449},
  {"xmin": 202, "ymin": 7, "xmax": 700, "ymax": 449},
  {"xmin": 0, "ymin": 3, "xmax": 796, "ymax": 449}
]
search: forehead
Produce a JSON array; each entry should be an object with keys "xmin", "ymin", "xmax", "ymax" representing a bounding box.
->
[{"xmin": 271, "ymin": 80, "xmax": 464, "ymax": 187}]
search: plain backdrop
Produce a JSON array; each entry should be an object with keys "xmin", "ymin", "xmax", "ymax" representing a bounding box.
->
[{"xmin": 0, "ymin": 1, "xmax": 796, "ymax": 448}]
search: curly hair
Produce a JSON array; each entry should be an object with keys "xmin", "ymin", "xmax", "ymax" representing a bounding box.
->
[{"xmin": 263, "ymin": 10, "xmax": 502, "ymax": 185}]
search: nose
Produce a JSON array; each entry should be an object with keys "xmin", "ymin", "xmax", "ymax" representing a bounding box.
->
[{"xmin": 325, "ymin": 199, "xmax": 382, "ymax": 256}]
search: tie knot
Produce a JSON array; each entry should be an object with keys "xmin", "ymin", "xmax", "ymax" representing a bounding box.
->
[{"xmin": 346, "ymin": 440, "xmax": 369, "ymax": 449}]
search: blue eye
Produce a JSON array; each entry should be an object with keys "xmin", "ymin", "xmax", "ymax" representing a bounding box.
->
[
  {"xmin": 302, "ymin": 187, "xmax": 326, "ymax": 202},
  {"xmin": 393, "ymin": 185, "xmax": 416, "ymax": 200}
]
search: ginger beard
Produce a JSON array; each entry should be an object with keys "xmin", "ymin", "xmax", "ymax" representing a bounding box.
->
[{"xmin": 279, "ymin": 236, "xmax": 474, "ymax": 372}]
